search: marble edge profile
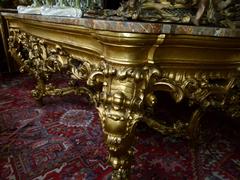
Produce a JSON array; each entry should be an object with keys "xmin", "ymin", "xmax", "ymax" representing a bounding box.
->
[{"xmin": 3, "ymin": 11, "xmax": 240, "ymax": 38}]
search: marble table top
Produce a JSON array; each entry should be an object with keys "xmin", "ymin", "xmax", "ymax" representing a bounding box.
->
[{"xmin": 2, "ymin": 12, "xmax": 240, "ymax": 38}]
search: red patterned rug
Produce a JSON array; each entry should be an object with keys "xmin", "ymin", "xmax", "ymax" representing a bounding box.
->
[{"xmin": 0, "ymin": 73, "xmax": 240, "ymax": 180}]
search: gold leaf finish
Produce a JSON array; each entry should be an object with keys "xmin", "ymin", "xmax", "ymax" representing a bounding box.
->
[{"xmin": 5, "ymin": 14, "xmax": 240, "ymax": 179}]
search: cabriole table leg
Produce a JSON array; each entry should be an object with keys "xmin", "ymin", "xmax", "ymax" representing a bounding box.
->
[{"xmin": 88, "ymin": 62, "xmax": 161, "ymax": 179}]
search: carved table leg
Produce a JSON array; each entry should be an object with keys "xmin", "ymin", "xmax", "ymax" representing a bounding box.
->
[
  {"xmin": 99, "ymin": 102, "xmax": 137, "ymax": 179},
  {"xmin": 88, "ymin": 62, "xmax": 160, "ymax": 179},
  {"xmin": 97, "ymin": 77, "xmax": 142, "ymax": 179},
  {"xmin": 98, "ymin": 79, "xmax": 142, "ymax": 179}
]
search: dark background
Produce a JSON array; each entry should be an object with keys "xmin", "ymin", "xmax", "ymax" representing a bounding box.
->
[{"xmin": 104, "ymin": 0, "xmax": 121, "ymax": 9}]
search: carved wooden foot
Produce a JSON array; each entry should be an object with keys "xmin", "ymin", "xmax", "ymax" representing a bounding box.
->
[{"xmin": 103, "ymin": 118, "xmax": 135, "ymax": 179}]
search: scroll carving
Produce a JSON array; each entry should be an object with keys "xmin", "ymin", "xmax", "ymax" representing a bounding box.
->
[
  {"xmin": 223, "ymin": 76, "xmax": 240, "ymax": 120},
  {"xmin": 8, "ymin": 27, "xmax": 240, "ymax": 179},
  {"xmin": 86, "ymin": 61, "xmax": 161, "ymax": 179},
  {"xmin": 8, "ymin": 28, "xmax": 94, "ymax": 102},
  {"xmin": 160, "ymin": 71, "xmax": 236, "ymax": 107},
  {"xmin": 158, "ymin": 70, "xmax": 238, "ymax": 139}
]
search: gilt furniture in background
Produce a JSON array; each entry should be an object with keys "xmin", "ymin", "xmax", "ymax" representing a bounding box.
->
[{"xmin": 2, "ymin": 12, "xmax": 240, "ymax": 179}]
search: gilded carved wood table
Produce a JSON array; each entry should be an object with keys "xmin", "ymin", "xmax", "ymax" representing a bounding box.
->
[{"xmin": 2, "ymin": 12, "xmax": 240, "ymax": 179}]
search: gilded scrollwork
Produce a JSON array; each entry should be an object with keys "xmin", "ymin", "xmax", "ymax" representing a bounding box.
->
[
  {"xmin": 86, "ymin": 61, "xmax": 161, "ymax": 179},
  {"xmin": 71, "ymin": 56, "xmax": 239, "ymax": 178},
  {"xmin": 157, "ymin": 70, "xmax": 238, "ymax": 139},
  {"xmin": 142, "ymin": 76, "xmax": 189, "ymax": 137},
  {"xmin": 7, "ymin": 25, "xmax": 240, "ymax": 180},
  {"xmin": 8, "ymin": 28, "xmax": 94, "ymax": 103},
  {"xmin": 135, "ymin": 68, "xmax": 239, "ymax": 141},
  {"xmin": 9, "ymin": 29, "xmax": 69, "ymax": 75},
  {"xmin": 222, "ymin": 73, "xmax": 240, "ymax": 120}
]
